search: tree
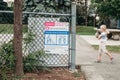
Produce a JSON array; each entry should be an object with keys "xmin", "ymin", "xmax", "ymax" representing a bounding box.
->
[
  {"xmin": 84, "ymin": 0, "xmax": 88, "ymax": 26},
  {"xmin": 22, "ymin": 0, "xmax": 71, "ymax": 23},
  {"xmin": 90, "ymin": 0, "xmax": 120, "ymax": 28},
  {"xmin": 92, "ymin": 0, "xmax": 120, "ymax": 19},
  {"xmin": 13, "ymin": 0, "xmax": 23, "ymax": 75},
  {"xmin": 76, "ymin": 0, "xmax": 92, "ymax": 26},
  {"xmin": 23, "ymin": 0, "xmax": 70, "ymax": 13}
]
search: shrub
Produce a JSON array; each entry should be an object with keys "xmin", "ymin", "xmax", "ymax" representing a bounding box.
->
[
  {"xmin": 0, "ymin": 40, "xmax": 15, "ymax": 80},
  {"xmin": 0, "ymin": 31, "xmax": 47, "ymax": 79}
]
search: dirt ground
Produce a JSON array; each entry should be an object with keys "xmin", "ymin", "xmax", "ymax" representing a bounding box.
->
[{"xmin": 22, "ymin": 68, "xmax": 85, "ymax": 80}]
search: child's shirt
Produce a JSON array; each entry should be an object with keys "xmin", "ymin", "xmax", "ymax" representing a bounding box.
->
[{"xmin": 100, "ymin": 32, "xmax": 107, "ymax": 42}]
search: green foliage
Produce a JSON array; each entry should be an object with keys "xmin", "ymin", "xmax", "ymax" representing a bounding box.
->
[
  {"xmin": 23, "ymin": 31, "xmax": 34, "ymax": 44},
  {"xmin": 0, "ymin": 1, "xmax": 14, "ymax": 24},
  {"xmin": 23, "ymin": 50, "xmax": 47, "ymax": 73},
  {"xmin": 22, "ymin": 24, "xmax": 28, "ymax": 33},
  {"xmin": 0, "ymin": 40, "xmax": 15, "ymax": 80},
  {"xmin": 0, "ymin": 24, "xmax": 13, "ymax": 33},
  {"xmin": 92, "ymin": 45, "xmax": 120, "ymax": 53},
  {"xmin": 76, "ymin": 26, "xmax": 96, "ymax": 35},
  {"xmin": 73, "ymin": 72, "xmax": 81, "ymax": 77},
  {"xmin": 23, "ymin": 0, "xmax": 71, "ymax": 13},
  {"xmin": 0, "ymin": 29, "xmax": 47, "ymax": 79},
  {"xmin": 92, "ymin": 0, "xmax": 120, "ymax": 19},
  {"xmin": 23, "ymin": 0, "xmax": 71, "ymax": 23},
  {"xmin": 0, "ymin": 24, "xmax": 27, "ymax": 34},
  {"xmin": 0, "ymin": 40, "xmax": 15, "ymax": 69},
  {"xmin": 0, "ymin": 41, "xmax": 46, "ymax": 79},
  {"xmin": 0, "ymin": 1, "xmax": 8, "ymax": 10},
  {"xmin": 72, "ymin": 69, "xmax": 82, "ymax": 78},
  {"xmin": 23, "ymin": 30, "xmax": 48, "ymax": 73},
  {"xmin": 0, "ymin": 66, "xmax": 12, "ymax": 80}
]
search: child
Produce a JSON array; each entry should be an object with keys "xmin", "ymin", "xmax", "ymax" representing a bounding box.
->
[{"xmin": 97, "ymin": 25, "xmax": 113, "ymax": 63}]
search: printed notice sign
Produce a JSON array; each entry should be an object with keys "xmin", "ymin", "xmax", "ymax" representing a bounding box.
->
[{"xmin": 44, "ymin": 22, "xmax": 69, "ymax": 54}]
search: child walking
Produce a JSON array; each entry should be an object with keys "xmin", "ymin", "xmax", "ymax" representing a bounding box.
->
[{"xmin": 97, "ymin": 25, "xmax": 113, "ymax": 63}]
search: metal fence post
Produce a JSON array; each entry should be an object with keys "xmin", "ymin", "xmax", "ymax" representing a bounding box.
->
[{"xmin": 70, "ymin": 2, "xmax": 76, "ymax": 70}]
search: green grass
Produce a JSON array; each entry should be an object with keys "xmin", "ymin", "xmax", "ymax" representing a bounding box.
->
[
  {"xmin": 0, "ymin": 24, "xmax": 28, "ymax": 34},
  {"xmin": 92, "ymin": 45, "xmax": 120, "ymax": 53},
  {"xmin": 76, "ymin": 26, "xmax": 96, "ymax": 35},
  {"xmin": 1, "ymin": 25, "xmax": 96, "ymax": 35}
]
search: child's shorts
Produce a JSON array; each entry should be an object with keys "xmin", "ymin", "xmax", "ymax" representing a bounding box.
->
[{"xmin": 99, "ymin": 41, "xmax": 107, "ymax": 53}]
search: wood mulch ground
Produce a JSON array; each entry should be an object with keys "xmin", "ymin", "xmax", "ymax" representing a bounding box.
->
[{"xmin": 22, "ymin": 68, "xmax": 85, "ymax": 80}]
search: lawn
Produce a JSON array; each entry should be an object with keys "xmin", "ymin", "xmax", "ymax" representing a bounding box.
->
[
  {"xmin": 1, "ymin": 25, "xmax": 96, "ymax": 35},
  {"xmin": 92, "ymin": 45, "xmax": 120, "ymax": 53},
  {"xmin": 76, "ymin": 26, "xmax": 96, "ymax": 35},
  {"xmin": 0, "ymin": 24, "xmax": 27, "ymax": 34}
]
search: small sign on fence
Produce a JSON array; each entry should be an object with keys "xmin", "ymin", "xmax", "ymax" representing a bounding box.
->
[{"xmin": 44, "ymin": 22, "xmax": 69, "ymax": 54}]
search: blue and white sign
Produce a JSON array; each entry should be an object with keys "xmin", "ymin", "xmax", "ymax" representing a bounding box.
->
[
  {"xmin": 44, "ymin": 31, "xmax": 69, "ymax": 45},
  {"xmin": 44, "ymin": 22, "xmax": 69, "ymax": 54}
]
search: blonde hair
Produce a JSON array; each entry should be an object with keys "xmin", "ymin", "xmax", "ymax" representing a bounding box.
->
[
  {"xmin": 100, "ymin": 25, "xmax": 107, "ymax": 31},
  {"xmin": 100, "ymin": 25, "xmax": 109, "ymax": 34}
]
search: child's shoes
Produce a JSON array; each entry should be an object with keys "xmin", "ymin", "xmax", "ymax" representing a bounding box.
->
[{"xmin": 110, "ymin": 57, "xmax": 113, "ymax": 63}]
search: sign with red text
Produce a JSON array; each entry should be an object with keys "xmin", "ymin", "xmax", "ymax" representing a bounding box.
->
[
  {"xmin": 45, "ymin": 22, "xmax": 69, "ymax": 31},
  {"xmin": 44, "ymin": 22, "xmax": 69, "ymax": 54}
]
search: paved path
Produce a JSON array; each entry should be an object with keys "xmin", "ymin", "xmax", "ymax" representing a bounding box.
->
[
  {"xmin": 76, "ymin": 35, "xmax": 120, "ymax": 80},
  {"xmin": 80, "ymin": 35, "xmax": 120, "ymax": 45}
]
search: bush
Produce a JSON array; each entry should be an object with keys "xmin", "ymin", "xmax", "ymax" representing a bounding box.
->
[
  {"xmin": 0, "ymin": 40, "xmax": 15, "ymax": 69},
  {"xmin": 0, "ymin": 31, "xmax": 47, "ymax": 79},
  {"xmin": 23, "ymin": 50, "xmax": 47, "ymax": 73},
  {"xmin": 0, "ymin": 40, "xmax": 15, "ymax": 80}
]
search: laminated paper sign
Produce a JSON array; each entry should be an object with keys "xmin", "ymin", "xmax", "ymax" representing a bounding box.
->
[{"xmin": 44, "ymin": 22, "xmax": 69, "ymax": 54}]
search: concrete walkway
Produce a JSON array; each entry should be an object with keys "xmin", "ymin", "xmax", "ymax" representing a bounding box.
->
[
  {"xmin": 76, "ymin": 35, "xmax": 120, "ymax": 80},
  {"xmin": 80, "ymin": 35, "xmax": 120, "ymax": 45}
]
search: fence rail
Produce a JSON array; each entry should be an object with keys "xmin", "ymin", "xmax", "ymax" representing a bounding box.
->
[{"xmin": 0, "ymin": 10, "xmax": 71, "ymax": 16}]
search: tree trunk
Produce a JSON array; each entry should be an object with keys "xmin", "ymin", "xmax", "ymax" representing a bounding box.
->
[
  {"xmin": 85, "ymin": 0, "xmax": 88, "ymax": 26},
  {"xmin": 13, "ymin": 0, "xmax": 23, "ymax": 75}
]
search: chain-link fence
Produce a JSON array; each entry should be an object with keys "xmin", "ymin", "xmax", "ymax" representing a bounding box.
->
[
  {"xmin": 0, "ymin": 11, "xmax": 72, "ymax": 67},
  {"xmin": 24, "ymin": 13, "xmax": 71, "ymax": 67},
  {"xmin": 0, "ymin": 2, "xmax": 76, "ymax": 70},
  {"xmin": 0, "ymin": 11, "xmax": 13, "ymax": 43}
]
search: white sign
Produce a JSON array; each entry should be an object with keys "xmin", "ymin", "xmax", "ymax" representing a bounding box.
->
[{"xmin": 44, "ymin": 22, "xmax": 69, "ymax": 54}]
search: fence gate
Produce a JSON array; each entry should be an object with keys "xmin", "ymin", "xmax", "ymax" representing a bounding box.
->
[
  {"xmin": 0, "ymin": 2, "xmax": 76, "ymax": 69},
  {"xmin": 25, "ymin": 13, "xmax": 71, "ymax": 67}
]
